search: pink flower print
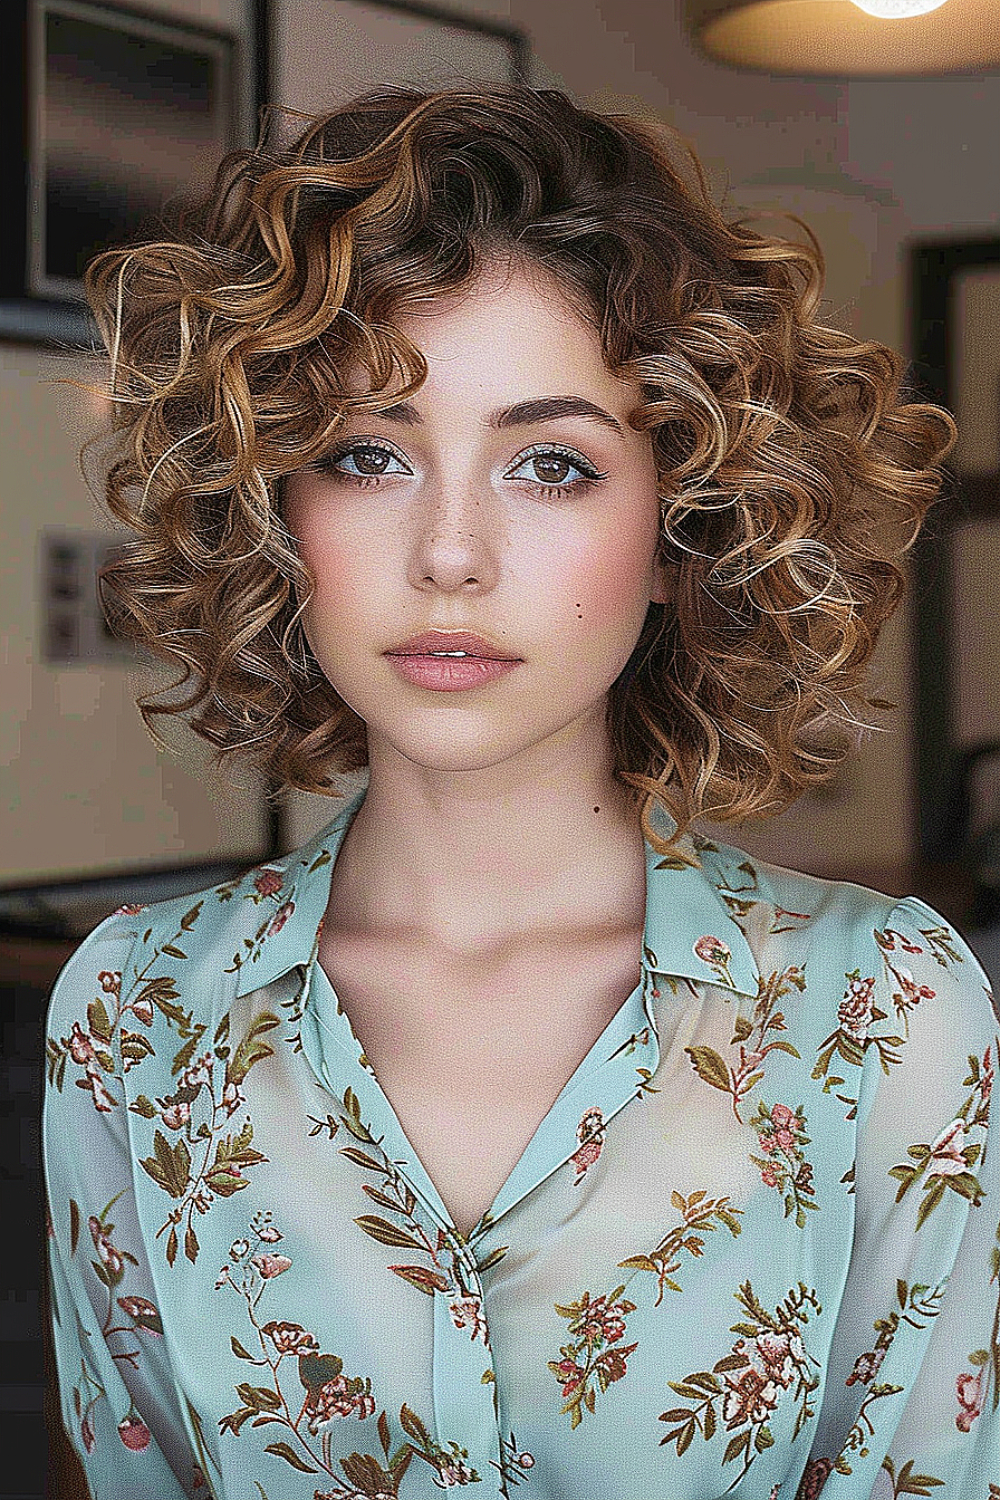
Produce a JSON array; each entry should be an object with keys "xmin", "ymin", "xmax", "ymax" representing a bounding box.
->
[
  {"xmin": 956, "ymin": 1368, "xmax": 985, "ymax": 1432},
  {"xmin": 69, "ymin": 1022, "xmax": 97, "ymax": 1065},
  {"xmin": 181, "ymin": 1053, "xmax": 214, "ymax": 1092},
  {"xmin": 117, "ymin": 1295, "xmax": 163, "ymax": 1336},
  {"xmin": 267, "ymin": 900, "xmax": 295, "ymax": 937},
  {"xmin": 221, "ymin": 1080, "xmax": 244, "ymax": 1116},
  {"xmin": 98, "ymin": 971, "xmax": 121, "ymax": 996},
  {"xmin": 770, "ymin": 1103, "xmax": 796, "ymax": 1130},
  {"xmin": 753, "ymin": 1329, "xmax": 801, "ymax": 1389},
  {"xmin": 252, "ymin": 1253, "xmax": 292, "ymax": 1279},
  {"xmin": 694, "ymin": 935, "xmax": 729, "ymax": 965},
  {"xmin": 846, "ymin": 1346, "xmax": 886, "ymax": 1387},
  {"xmin": 799, "ymin": 1458, "xmax": 833, "ymax": 1500},
  {"xmin": 553, "ymin": 1358, "xmax": 585, "ymax": 1398},
  {"xmin": 112, "ymin": 903, "xmax": 146, "ymax": 916},
  {"xmin": 895, "ymin": 965, "xmax": 936, "ymax": 1009},
  {"xmin": 760, "ymin": 1163, "xmax": 779, "ymax": 1187},
  {"xmin": 254, "ymin": 869, "xmax": 284, "ymax": 898},
  {"xmin": 256, "ymin": 1224, "xmax": 283, "ymax": 1243},
  {"xmin": 693, "ymin": 934, "xmax": 734, "ymax": 984},
  {"xmin": 160, "ymin": 1100, "xmax": 190, "ymax": 1131},
  {"xmin": 80, "ymin": 1408, "xmax": 97, "ymax": 1454},
  {"xmin": 88, "ymin": 1217, "xmax": 124, "ymax": 1277},
  {"xmin": 229, "ymin": 1238, "xmax": 250, "ymax": 1261},
  {"xmin": 85, "ymin": 1068, "xmax": 117, "ymax": 1114},
  {"xmin": 306, "ymin": 1376, "xmax": 374, "ymax": 1433},
  {"xmin": 131, "ymin": 995, "xmax": 154, "ymax": 1026},
  {"xmin": 881, "ymin": 928, "xmax": 923, "ymax": 955},
  {"xmin": 574, "ymin": 1292, "xmax": 629, "ymax": 1348},
  {"xmin": 449, "ymin": 1295, "xmax": 489, "ymax": 1344},
  {"xmin": 838, "ymin": 975, "xmax": 876, "ymax": 1040},
  {"xmin": 721, "ymin": 1364, "xmax": 779, "ymax": 1428},
  {"xmin": 571, "ymin": 1106, "xmax": 605, "ymax": 1184},
  {"xmin": 438, "ymin": 1460, "xmax": 477, "ymax": 1486},
  {"xmin": 263, "ymin": 1321, "xmax": 319, "ymax": 1355},
  {"xmin": 927, "ymin": 1118, "xmax": 968, "ymax": 1178},
  {"xmin": 515, "ymin": 1452, "xmax": 535, "ymax": 1470},
  {"xmin": 117, "ymin": 1413, "xmax": 151, "ymax": 1451},
  {"xmin": 774, "ymin": 1127, "xmax": 796, "ymax": 1152}
]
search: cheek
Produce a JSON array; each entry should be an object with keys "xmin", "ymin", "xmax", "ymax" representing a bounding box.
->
[{"xmin": 556, "ymin": 522, "xmax": 659, "ymax": 631}]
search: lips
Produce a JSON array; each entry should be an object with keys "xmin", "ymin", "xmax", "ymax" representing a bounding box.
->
[{"xmin": 384, "ymin": 630, "xmax": 521, "ymax": 661}]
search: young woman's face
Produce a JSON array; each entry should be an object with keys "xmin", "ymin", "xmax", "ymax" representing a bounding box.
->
[{"xmin": 283, "ymin": 260, "xmax": 670, "ymax": 779}]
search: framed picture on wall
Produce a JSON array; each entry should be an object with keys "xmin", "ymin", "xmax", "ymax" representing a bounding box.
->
[
  {"xmin": 270, "ymin": 0, "xmax": 528, "ymax": 125},
  {"xmin": 910, "ymin": 237, "xmax": 1000, "ymax": 875},
  {"xmin": 0, "ymin": 0, "xmax": 266, "ymax": 347}
]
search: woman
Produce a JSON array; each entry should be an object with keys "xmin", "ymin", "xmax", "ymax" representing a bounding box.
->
[{"xmin": 43, "ymin": 86, "xmax": 998, "ymax": 1499}]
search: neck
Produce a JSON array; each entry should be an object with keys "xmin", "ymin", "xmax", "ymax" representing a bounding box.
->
[{"xmin": 326, "ymin": 732, "xmax": 648, "ymax": 958}]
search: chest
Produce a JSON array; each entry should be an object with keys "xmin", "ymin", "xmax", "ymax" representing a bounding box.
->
[{"xmin": 316, "ymin": 927, "xmax": 644, "ymax": 1238}]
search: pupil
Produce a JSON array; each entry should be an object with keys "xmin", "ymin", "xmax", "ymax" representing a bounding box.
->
[
  {"xmin": 536, "ymin": 455, "xmax": 569, "ymax": 483},
  {"xmin": 356, "ymin": 447, "xmax": 388, "ymax": 475}
]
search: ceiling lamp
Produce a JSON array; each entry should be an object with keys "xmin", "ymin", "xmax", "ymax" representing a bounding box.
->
[{"xmin": 686, "ymin": 0, "xmax": 1000, "ymax": 75}]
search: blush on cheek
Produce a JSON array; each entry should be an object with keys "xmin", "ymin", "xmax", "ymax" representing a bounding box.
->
[{"xmin": 572, "ymin": 552, "xmax": 650, "ymax": 619}]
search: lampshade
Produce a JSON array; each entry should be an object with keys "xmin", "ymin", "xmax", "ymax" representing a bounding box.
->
[{"xmin": 687, "ymin": 0, "xmax": 1000, "ymax": 75}]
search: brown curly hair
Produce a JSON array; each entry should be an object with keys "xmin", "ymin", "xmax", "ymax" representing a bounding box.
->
[{"xmin": 86, "ymin": 84, "xmax": 954, "ymax": 857}]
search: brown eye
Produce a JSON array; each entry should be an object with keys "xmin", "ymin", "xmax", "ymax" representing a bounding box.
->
[
  {"xmin": 505, "ymin": 444, "xmax": 606, "ymax": 495},
  {"xmin": 532, "ymin": 454, "xmax": 572, "ymax": 484},
  {"xmin": 348, "ymin": 446, "xmax": 392, "ymax": 475},
  {"xmin": 323, "ymin": 441, "xmax": 410, "ymax": 481}
]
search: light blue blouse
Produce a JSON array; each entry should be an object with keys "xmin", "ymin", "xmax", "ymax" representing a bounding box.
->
[{"xmin": 43, "ymin": 784, "xmax": 1000, "ymax": 1498}]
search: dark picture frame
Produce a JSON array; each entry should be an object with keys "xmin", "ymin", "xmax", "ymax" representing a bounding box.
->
[
  {"xmin": 0, "ymin": 0, "xmax": 267, "ymax": 348},
  {"xmin": 271, "ymin": 0, "xmax": 528, "ymax": 119},
  {"xmin": 910, "ymin": 237, "xmax": 1000, "ymax": 868}
]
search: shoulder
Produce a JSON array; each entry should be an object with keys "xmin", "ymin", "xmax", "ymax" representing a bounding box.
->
[
  {"xmin": 45, "ymin": 853, "xmax": 307, "ymax": 1040},
  {"xmin": 694, "ymin": 834, "xmax": 996, "ymax": 1026}
]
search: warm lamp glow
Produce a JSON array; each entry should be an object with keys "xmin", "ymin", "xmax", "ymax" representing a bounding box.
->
[
  {"xmin": 686, "ymin": 0, "xmax": 999, "ymax": 74},
  {"xmin": 849, "ymin": 0, "xmax": 948, "ymax": 15}
]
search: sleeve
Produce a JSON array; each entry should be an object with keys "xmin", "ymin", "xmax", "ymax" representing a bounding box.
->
[
  {"xmin": 798, "ymin": 895, "xmax": 1000, "ymax": 1500},
  {"xmin": 43, "ymin": 912, "xmax": 207, "ymax": 1500}
]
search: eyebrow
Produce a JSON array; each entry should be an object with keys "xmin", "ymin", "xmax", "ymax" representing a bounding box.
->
[{"xmin": 374, "ymin": 395, "xmax": 625, "ymax": 436}]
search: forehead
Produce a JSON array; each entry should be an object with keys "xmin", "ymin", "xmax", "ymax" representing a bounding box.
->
[{"xmin": 364, "ymin": 258, "xmax": 639, "ymax": 411}]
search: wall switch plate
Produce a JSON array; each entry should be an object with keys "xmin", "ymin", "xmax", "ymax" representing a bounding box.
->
[{"xmin": 41, "ymin": 530, "xmax": 133, "ymax": 664}]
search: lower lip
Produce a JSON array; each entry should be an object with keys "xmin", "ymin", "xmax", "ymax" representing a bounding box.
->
[{"xmin": 384, "ymin": 654, "xmax": 522, "ymax": 691}]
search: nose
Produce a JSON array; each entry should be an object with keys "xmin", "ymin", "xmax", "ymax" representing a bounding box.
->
[{"xmin": 407, "ymin": 482, "xmax": 500, "ymax": 594}]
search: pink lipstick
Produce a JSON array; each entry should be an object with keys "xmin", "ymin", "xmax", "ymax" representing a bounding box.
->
[{"xmin": 384, "ymin": 630, "xmax": 522, "ymax": 692}]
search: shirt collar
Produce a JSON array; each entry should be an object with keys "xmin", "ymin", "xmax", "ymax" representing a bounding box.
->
[{"xmin": 236, "ymin": 781, "xmax": 760, "ymax": 1000}]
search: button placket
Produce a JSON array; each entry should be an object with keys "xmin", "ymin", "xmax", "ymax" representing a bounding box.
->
[{"xmin": 431, "ymin": 1258, "xmax": 502, "ymax": 1494}]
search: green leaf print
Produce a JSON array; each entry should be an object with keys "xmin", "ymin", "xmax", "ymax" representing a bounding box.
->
[
  {"xmin": 549, "ymin": 1191, "xmax": 743, "ymax": 1426},
  {"xmin": 659, "ymin": 1280, "xmax": 822, "ymax": 1481},
  {"xmin": 685, "ymin": 1046, "xmax": 731, "ymax": 1093},
  {"xmin": 217, "ymin": 1218, "xmax": 484, "ymax": 1493},
  {"xmin": 140, "ymin": 1131, "xmax": 191, "ymax": 1199},
  {"xmin": 685, "ymin": 966, "xmax": 804, "ymax": 1121},
  {"xmin": 888, "ymin": 1064, "xmax": 990, "ymax": 1229},
  {"xmin": 263, "ymin": 1441, "xmax": 317, "ymax": 1473},
  {"xmin": 880, "ymin": 1456, "xmax": 945, "ymax": 1496}
]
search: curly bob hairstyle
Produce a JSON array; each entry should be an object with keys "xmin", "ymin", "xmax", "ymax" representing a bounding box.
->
[{"xmin": 88, "ymin": 84, "xmax": 954, "ymax": 856}]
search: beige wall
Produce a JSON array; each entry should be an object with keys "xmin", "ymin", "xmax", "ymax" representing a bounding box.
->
[{"xmin": 4, "ymin": 0, "xmax": 998, "ymax": 880}]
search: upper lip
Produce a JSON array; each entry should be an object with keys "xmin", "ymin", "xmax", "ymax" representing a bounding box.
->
[{"xmin": 385, "ymin": 630, "xmax": 521, "ymax": 660}]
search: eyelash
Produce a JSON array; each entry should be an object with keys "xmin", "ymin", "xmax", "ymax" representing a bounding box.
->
[{"xmin": 317, "ymin": 439, "xmax": 609, "ymax": 499}]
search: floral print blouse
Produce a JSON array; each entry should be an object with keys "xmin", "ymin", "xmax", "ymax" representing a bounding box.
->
[{"xmin": 43, "ymin": 783, "xmax": 1000, "ymax": 1500}]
